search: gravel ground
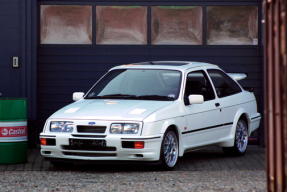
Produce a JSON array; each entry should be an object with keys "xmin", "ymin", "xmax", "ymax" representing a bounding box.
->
[
  {"xmin": 0, "ymin": 170, "xmax": 266, "ymax": 191},
  {"xmin": 0, "ymin": 146, "xmax": 266, "ymax": 191}
]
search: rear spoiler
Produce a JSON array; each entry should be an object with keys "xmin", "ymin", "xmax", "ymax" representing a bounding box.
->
[
  {"xmin": 227, "ymin": 71, "xmax": 253, "ymax": 92},
  {"xmin": 227, "ymin": 71, "xmax": 248, "ymax": 81}
]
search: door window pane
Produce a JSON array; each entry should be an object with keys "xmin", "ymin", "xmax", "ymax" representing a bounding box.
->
[
  {"xmin": 207, "ymin": 6, "xmax": 258, "ymax": 45},
  {"xmin": 185, "ymin": 71, "xmax": 215, "ymax": 104},
  {"xmin": 40, "ymin": 5, "xmax": 92, "ymax": 44},
  {"xmin": 96, "ymin": 6, "xmax": 147, "ymax": 45},
  {"xmin": 151, "ymin": 6, "xmax": 202, "ymax": 45},
  {"xmin": 207, "ymin": 69, "xmax": 242, "ymax": 98}
]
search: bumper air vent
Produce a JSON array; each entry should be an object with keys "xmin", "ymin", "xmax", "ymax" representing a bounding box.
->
[
  {"xmin": 62, "ymin": 152, "xmax": 117, "ymax": 157},
  {"xmin": 61, "ymin": 145, "xmax": 116, "ymax": 151}
]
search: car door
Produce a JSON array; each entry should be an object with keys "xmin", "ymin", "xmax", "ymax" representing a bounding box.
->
[
  {"xmin": 207, "ymin": 69, "xmax": 243, "ymax": 139},
  {"xmin": 183, "ymin": 70, "xmax": 224, "ymax": 147}
]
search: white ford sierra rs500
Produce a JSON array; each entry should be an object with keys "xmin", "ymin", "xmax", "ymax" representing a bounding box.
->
[{"xmin": 40, "ymin": 61, "xmax": 261, "ymax": 170}]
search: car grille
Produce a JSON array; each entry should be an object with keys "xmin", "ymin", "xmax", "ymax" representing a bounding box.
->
[
  {"xmin": 62, "ymin": 152, "xmax": 117, "ymax": 157},
  {"xmin": 77, "ymin": 126, "xmax": 106, "ymax": 133}
]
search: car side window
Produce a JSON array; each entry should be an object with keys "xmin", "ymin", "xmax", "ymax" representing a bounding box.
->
[
  {"xmin": 184, "ymin": 70, "xmax": 215, "ymax": 104},
  {"xmin": 207, "ymin": 69, "xmax": 242, "ymax": 98}
]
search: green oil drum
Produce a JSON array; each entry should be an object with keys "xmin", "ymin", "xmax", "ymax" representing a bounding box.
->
[
  {"xmin": 0, "ymin": 141, "xmax": 27, "ymax": 164},
  {"xmin": 0, "ymin": 98, "xmax": 27, "ymax": 164},
  {"xmin": 0, "ymin": 98, "xmax": 27, "ymax": 121}
]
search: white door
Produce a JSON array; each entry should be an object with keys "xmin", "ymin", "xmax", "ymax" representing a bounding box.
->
[{"xmin": 183, "ymin": 70, "xmax": 224, "ymax": 147}]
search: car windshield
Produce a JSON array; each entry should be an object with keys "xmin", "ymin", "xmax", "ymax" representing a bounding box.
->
[{"xmin": 85, "ymin": 69, "xmax": 182, "ymax": 101}]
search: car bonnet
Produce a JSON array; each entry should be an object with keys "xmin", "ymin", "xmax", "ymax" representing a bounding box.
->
[{"xmin": 49, "ymin": 99, "xmax": 173, "ymax": 121}]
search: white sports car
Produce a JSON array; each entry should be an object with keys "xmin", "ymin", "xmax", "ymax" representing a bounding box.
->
[{"xmin": 40, "ymin": 61, "xmax": 261, "ymax": 170}]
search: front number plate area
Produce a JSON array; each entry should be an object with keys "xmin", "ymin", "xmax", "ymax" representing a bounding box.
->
[{"xmin": 69, "ymin": 139, "xmax": 106, "ymax": 149}]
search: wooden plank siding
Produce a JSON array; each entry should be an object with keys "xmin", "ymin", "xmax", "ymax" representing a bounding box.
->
[
  {"xmin": 37, "ymin": 47, "xmax": 263, "ymax": 132},
  {"xmin": 0, "ymin": 0, "xmax": 22, "ymax": 97}
]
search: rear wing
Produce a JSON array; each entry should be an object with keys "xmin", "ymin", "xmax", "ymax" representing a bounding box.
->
[
  {"xmin": 227, "ymin": 71, "xmax": 254, "ymax": 92},
  {"xmin": 227, "ymin": 71, "xmax": 248, "ymax": 81}
]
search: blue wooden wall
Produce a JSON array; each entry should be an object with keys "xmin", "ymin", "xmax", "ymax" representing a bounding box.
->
[
  {"xmin": 0, "ymin": 0, "xmax": 37, "ymax": 146},
  {"xmin": 0, "ymin": 0, "xmax": 22, "ymax": 97}
]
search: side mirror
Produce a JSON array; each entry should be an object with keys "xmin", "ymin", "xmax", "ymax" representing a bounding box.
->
[
  {"xmin": 73, "ymin": 92, "xmax": 84, "ymax": 101},
  {"xmin": 188, "ymin": 95, "xmax": 204, "ymax": 104}
]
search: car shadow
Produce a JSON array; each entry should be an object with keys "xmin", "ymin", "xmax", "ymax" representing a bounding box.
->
[{"xmin": 48, "ymin": 146, "xmax": 265, "ymax": 172}]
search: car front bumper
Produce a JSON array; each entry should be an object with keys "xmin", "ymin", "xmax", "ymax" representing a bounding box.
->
[{"xmin": 40, "ymin": 133, "xmax": 163, "ymax": 163}]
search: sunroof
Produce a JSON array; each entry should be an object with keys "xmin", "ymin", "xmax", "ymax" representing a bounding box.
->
[{"xmin": 133, "ymin": 61, "xmax": 191, "ymax": 66}]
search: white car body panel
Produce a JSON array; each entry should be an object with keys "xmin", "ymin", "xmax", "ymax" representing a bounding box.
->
[
  {"xmin": 40, "ymin": 61, "xmax": 261, "ymax": 164},
  {"xmin": 49, "ymin": 99, "xmax": 172, "ymax": 122}
]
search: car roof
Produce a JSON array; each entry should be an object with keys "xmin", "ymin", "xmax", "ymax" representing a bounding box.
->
[{"xmin": 110, "ymin": 61, "xmax": 218, "ymax": 72}]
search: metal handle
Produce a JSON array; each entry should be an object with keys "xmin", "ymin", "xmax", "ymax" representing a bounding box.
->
[{"xmin": 215, "ymin": 103, "xmax": 220, "ymax": 107}]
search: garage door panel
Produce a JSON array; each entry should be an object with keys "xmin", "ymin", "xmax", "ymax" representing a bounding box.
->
[
  {"xmin": 37, "ymin": 102, "xmax": 70, "ymax": 111},
  {"xmin": 37, "ymin": 94, "xmax": 73, "ymax": 103},
  {"xmin": 38, "ymin": 63, "xmax": 119, "ymax": 72},
  {"xmin": 37, "ymin": 86, "xmax": 91, "ymax": 94},
  {"xmin": 38, "ymin": 71, "xmax": 106, "ymax": 79},
  {"xmin": 37, "ymin": 55, "xmax": 261, "ymax": 64},
  {"xmin": 37, "ymin": 47, "xmax": 261, "ymax": 57},
  {"xmin": 38, "ymin": 63, "xmax": 262, "ymax": 73},
  {"xmin": 37, "ymin": 79, "xmax": 96, "ymax": 87}
]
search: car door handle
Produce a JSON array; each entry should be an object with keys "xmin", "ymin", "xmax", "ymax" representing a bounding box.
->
[{"xmin": 215, "ymin": 103, "xmax": 220, "ymax": 107}]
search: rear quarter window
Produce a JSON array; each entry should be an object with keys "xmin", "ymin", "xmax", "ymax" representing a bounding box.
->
[{"xmin": 207, "ymin": 69, "xmax": 242, "ymax": 98}]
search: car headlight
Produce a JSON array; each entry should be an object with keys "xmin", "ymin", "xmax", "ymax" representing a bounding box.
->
[
  {"xmin": 110, "ymin": 123, "xmax": 139, "ymax": 134},
  {"xmin": 50, "ymin": 121, "xmax": 74, "ymax": 132}
]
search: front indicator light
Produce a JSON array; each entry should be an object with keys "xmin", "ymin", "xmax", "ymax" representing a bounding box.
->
[
  {"xmin": 134, "ymin": 141, "xmax": 144, "ymax": 149},
  {"xmin": 41, "ymin": 138, "xmax": 47, "ymax": 145},
  {"xmin": 40, "ymin": 138, "xmax": 56, "ymax": 146}
]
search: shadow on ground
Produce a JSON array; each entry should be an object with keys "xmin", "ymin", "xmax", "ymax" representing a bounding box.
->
[{"xmin": 48, "ymin": 146, "xmax": 265, "ymax": 172}]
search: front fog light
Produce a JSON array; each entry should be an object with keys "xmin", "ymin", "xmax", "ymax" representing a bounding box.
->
[
  {"xmin": 110, "ymin": 123, "xmax": 139, "ymax": 134},
  {"xmin": 50, "ymin": 121, "xmax": 74, "ymax": 132}
]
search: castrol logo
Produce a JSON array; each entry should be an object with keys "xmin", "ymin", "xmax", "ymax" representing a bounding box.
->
[
  {"xmin": 1, "ymin": 129, "xmax": 8, "ymax": 136},
  {"xmin": 0, "ymin": 126, "xmax": 27, "ymax": 137}
]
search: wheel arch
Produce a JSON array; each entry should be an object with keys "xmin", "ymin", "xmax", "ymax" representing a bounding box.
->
[
  {"xmin": 232, "ymin": 108, "xmax": 251, "ymax": 136},
  {"xmin": 239, "ymin": 113, "xmax": 249, "ymax": 133},
  {"xmin": 166, "ymin": 124, "xmax": 180, "ymax": 140},
  {"xmin": 161, "ymin": 124, "xmax": 184, "ymax": 157},
  {"xmin": 221, "ymin": 111, "xmax": 249, "ymax": 155},
  {"xmin": 219, "ymin": 108, "xmax": 250, "ymax": 147}
]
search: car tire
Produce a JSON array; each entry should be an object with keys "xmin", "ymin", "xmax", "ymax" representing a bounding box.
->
[
  {"xmin": 222, "ymin": 118, "xmax": 248, "ymax": 156},
  {"xmin": 50, "ymin": 161, "xmax": 74, "ymax": 167},
  {"xmin": 160, "ymin": 127, "xmax": 179, "ymax": 170}
]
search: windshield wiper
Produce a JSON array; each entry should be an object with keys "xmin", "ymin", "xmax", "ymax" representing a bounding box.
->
[
  {"xmin": 137, "ymin": 95, "xmax": 175, "ymax": 100},
  {"xmin": 85, "ymin": 96, "xmax": 103, "ymax": 99},
  {"xmin": 101, "ymin": 94, "xmax": 137, "ymax": 97},
  {"xmin": 86, "ymin": 94, "xmax": 137, "ymax": 99},
  {"xmin": 86, "ymin": 94, "xmax": 175, "ymax": 100}
]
